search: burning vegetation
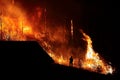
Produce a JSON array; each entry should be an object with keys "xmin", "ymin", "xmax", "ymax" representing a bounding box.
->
[
  {"xmin": 81, "ymin": 30, "xmax": 114, "ymax": 74},
  {"xmin": 0, "ymin": 0, "xmax": 115, "ymax": 75}
]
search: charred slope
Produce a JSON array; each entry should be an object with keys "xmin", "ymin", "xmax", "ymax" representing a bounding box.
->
[
  {"xmin": 0, "ymin": 41, "xmax": 116, "ymax": 80},
  {"xmin": 0, "ymin": 41, "xmax": 54, "ymax": 65}
]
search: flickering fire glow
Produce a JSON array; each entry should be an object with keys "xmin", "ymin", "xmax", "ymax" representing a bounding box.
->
[
  {"xmin": 0, "ymin": 0, "xmax": 114, "ymax": 75},
  {"xmin": 0, "ymin": 0, "xmax": 33, "ymax": 41},
  {"xmin": 81, "ymin": 30, "xmax": 114, "ymax": 74}
]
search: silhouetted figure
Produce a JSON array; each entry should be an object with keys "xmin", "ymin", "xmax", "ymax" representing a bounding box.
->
[
  {"xmin": 78, "ymin": 58, "xmax": 82, "ymax": 68},
  {"xmin": 69, "ymin": 56, "xmax": 73, "ymax": 67}
]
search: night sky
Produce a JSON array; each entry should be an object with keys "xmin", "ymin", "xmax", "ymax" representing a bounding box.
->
[{"xmin": 16, "ymin": 0, "xmax": 118, "ymax": 69}]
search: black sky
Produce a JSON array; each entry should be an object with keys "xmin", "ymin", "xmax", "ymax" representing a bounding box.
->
[{"xmin": 16, "ymin": 0, "xmax": 118, "ymax": 68}]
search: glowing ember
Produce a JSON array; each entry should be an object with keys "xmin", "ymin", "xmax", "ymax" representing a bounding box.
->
[
  {"xmin": 0, "ymin": 0, "xmax": 114, "ymax": 75},
  {"xmin": 0, "ymin": 0, "xmax": 35, "ymax": 41},
  {"xmin": 81, "ymin": 30, "xmax": 114, "ymax": 74}
]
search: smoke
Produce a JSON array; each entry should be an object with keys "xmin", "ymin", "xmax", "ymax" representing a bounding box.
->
[
  {"xmin": 0, "ymin": 0, "xmax": 85, "ymax": 68},
  {"xmin": 0, "ymin": 0, "xmax": 33, "ymax": 40},
  {"xmin": 0, "ymin": 0, "xmax": 88, "ymax": 62},
  {"xmin": 0, "ymin": 1, "xmax": 114, "ymax": 74}
]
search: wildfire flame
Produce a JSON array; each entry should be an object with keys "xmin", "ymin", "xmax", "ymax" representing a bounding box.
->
[
  {"xmin": 0, "ymin": 0, "xmax": 37, "ymax": 41},
  {"xmin": 81, "ymin": 30, "xmax": 114, "ymax": 74},
  {"xmin": 0, "ymin": 0, "xmax": 114, "ymax": 75}
]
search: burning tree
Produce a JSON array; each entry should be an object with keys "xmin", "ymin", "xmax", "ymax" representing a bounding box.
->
[{"xmin": 0, "ymin": 0, "xmax": 115, "ymax": 75}]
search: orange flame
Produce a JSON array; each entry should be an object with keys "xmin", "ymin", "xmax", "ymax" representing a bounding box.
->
[
  {"xmin": 0, "ymin": 0, "xmax": 115, "ymax": 75},
  {"xmin": 0, "ymin": 0, "xmax": 35, "ymax": 41},
  {"xmin": 81, "ymin": 30, "xmax": 114, "ymax": 74}
]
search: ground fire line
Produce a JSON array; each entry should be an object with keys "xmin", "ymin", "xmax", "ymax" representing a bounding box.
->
[{"xmin": 0, "ymin": 0, "xmax": 115, "ymax": 75}]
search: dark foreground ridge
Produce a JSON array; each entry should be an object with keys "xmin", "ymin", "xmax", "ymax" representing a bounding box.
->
[{"xmin": 0, "ymin": 41, "xmax": 117, "ymax": 80}]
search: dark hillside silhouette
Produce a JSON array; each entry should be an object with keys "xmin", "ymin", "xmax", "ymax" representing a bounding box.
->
[{"xmin": 0, "ymin": 41, "xmax": 117, "ymax": 80}]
